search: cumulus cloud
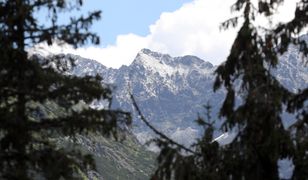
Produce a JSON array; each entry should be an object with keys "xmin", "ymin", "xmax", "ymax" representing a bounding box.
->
[
  {"xmin": 72, "ymin": 34, "xmax": 149, "ymax": 68},
  {"xmin": 32, "ymin": 0, "xmax": 300, "ymax": 68},
  {"xmin": 29, "ymin": 34, "xmax": 149, "ymax": 68},
  {"xmin": 146, "ymin": 0, "xmax": 238, "ymax": 64}
]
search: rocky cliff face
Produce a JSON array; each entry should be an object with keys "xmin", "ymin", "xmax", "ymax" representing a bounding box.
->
[{"xmin": 64, "ymin": 42, "xmax": 307, "ymax": 147}]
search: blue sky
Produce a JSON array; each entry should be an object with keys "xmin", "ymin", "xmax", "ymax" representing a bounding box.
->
[
  {"xmin": 81, "ymin": 0, "xmax": 193, "ymax": 46},
  {"xmin": 34, "ymin": 0, "xmax": 299, "ymax": 68},
  {"xmin": 38, "ymin": 0, "xmax": 192, "ymax": 46}
]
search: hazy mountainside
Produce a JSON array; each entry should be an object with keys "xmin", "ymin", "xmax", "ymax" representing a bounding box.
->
[
  {"xmin": 32, "ymin": 100, "xmax": 155, "ymax": 180},
  {"xmin": 66, "ymin": 39, "xmax": 307, "ymax": 147},
  {"xmin": 67, "ymin": 133, "xmax": 155, "ymax": 180}
]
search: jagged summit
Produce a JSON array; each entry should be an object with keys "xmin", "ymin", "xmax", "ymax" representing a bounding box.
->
[
  {"xmin": 131, "ymin": 48, "xmax": 214, "ymax": 78},
  {"xmin": 178, "ymin": 55, "xmax": 213, "ymax": 68},
  {"xmin": 139, "ymin": 48, "xmax": 172, "ymax": 60},
  {"xmin": 135, "ymin": 48, "xmax": 213, "ymax": 67}
]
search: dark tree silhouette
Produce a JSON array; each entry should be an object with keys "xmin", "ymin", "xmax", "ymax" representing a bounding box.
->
[
  {"xmin": 150, "ymin": 0, "xmax": 307, "ymax": 179},
  {"xmin": 0, "ymin": 0, "xmax": 130, "ymax": 179}
]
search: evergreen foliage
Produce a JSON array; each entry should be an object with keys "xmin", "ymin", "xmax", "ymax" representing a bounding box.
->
[
  {"xmin": 151, "ymin": 0, "xmax": 307, "ymax": 179},
  {"xmin": 0, "ymin": 0, "xmax": 130, "ymax": 179}
]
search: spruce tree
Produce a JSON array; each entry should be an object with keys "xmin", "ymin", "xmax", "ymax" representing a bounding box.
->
[
  {"xmin": 151, "ymin": 0, "xmax": 307, "ymax": 179},
  {"xmin": 0, "ymin": 0, "xmax": 130, "ymax": 179}
]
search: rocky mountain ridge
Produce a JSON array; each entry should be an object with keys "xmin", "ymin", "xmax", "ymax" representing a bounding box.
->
[
  {"xmin": 58, "ymin": 42, "xmax": 307, "ymax": 147},
  {"xmin": 29, "ymin": 36, "xmax": 307, "ymax": 179}
]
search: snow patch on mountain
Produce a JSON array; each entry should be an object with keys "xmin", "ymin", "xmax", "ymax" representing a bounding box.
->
[
  {"xmin": 214, "ymin": 131, "xmax": 237, "ymax": 146},
  {"xmin": 170, "ymin": 127, "xmax": 199, "ymax": 147},
  {"xmin": 134, "ymin": 49, "xmax": 214, "ymax": 79}
]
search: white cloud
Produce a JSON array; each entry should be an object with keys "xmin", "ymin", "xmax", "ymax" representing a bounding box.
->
[
  {"xmin": 72, "ymin": 34, "xmax": 149, "ymax": 68},
  {"xmin": 32, "ymin": 0, "xmax": 301, "ymax": 68},
  {"xmin": 146, "ymin": 0, "xmax": 238, "ymax": 64}
]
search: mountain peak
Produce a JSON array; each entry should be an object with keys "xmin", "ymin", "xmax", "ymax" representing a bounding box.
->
[
  {"xmin": 134, "ymin": 48, "xmax": 214, "ymax": 69},
  {"xmin": 130, "ymin": 48, "xmax": 215, "ymax": 78},
  {"xmin": 138, "ymin": 48, "xmax": 172, "ymax": 60},
  {"xmin": 140, "ymin": 48, "xmax": 153, "ymax": 54},
  {"xmin": 178, "ymin": 55, "xmax": 213, "ymax": 68}
]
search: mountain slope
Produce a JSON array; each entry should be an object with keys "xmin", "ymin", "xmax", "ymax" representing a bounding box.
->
[
  {"xmin": 33, "ymin": 100, "xmax": 156, "ymax": 180},
  {"xmin": 68, "ymin": 49, "xmax": 224, "ymax": 147},
  {"xmin": 66, "ymin": 42, "xmax": 307, "ymax": 147},
  {"xmin": 29, "ymin": 37, "xmax": 307, "ymax": 179}
]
